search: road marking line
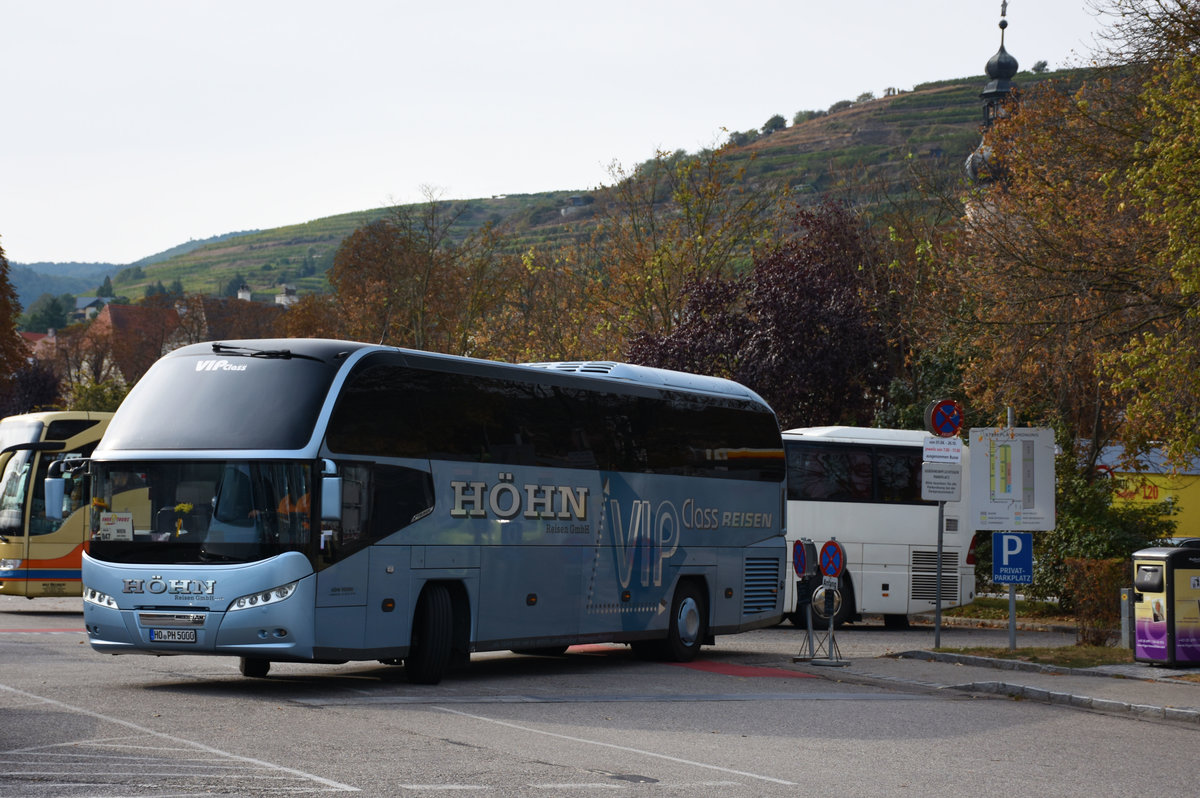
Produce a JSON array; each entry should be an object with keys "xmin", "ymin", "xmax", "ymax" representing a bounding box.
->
[
  {"xmin": 0, "ymin": 681, "xmax": 359, "ymax": 792},
  {"xmin": 436, "ymin": 706, "xmax": 797, "ymax": 786},
  {"xmin": 397, "ymin": 786, "xmax": 490, "ymax": 791}
]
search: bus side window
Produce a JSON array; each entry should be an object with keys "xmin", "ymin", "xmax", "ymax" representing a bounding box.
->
[
  {"xmin": 321, "ymin": 463, "xmax": 433, "ymax": 565},
  {"xmin": 877, "ymin": 449, "xmax": 924, "ymax": 503},
  {"xmin": 370, "ymin": 464, "xmax": 435, "ymax": 537}
]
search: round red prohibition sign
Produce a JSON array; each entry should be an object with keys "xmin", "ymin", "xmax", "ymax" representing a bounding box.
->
[
  {"xmin": 926, "ymin": 398, "xmax": 964, "ymax": 438},
  {"xmin": 793, "ymin": 541, "xmax": 808, "ymax": 577},
  {"xmin": 819, "ymin": 540, "xmax": 845, "ymax": 578}
]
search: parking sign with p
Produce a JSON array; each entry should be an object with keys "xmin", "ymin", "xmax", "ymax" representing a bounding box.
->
[{"xmin": 992, "ymin": 531, "xmax": 1033, "ymax": 584}]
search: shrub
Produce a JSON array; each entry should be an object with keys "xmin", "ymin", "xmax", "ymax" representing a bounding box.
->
[
  {"xmin": 1066, "ymin": 558, "xmax": 1127, "ymax": 646},
  {"xmin": 1027, "ymin": 450, "xmax": 1175, "ymax": 607}
]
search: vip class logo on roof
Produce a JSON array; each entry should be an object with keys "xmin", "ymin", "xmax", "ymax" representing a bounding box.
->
[{"xmin": 194, "ymin": 359, "xmax": 248, "ymax": 372}]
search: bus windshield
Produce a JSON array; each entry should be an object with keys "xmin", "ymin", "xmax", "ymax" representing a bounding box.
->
[
  {"xmin": 101, "ymin": 347, "xmax": 347, "ymax": 451},
  {"xmin": 87, "ymin": 460, "xmax": 314, "ymax": 565}
]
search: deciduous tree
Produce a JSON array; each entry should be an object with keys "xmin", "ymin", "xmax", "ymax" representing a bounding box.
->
[
  {"xmin": 324, "ymin": 191, "xmax": 521, "ymax": 356},
  {"xmin": 587, "ymin": 147, "xmax": 787, "ymax": 347},
  {"xmin": 933, "ymin": 72, "xmax": 1161, "ymax": 466},
  {"xmin": 1105, "ymin": 28, "xmax": 1200, "ymax": 463},
  {"xmin": 627, "ymin": 201, "xmax": 888, "ymax": 429}
]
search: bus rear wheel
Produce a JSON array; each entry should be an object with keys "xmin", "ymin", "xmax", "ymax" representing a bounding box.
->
[
  {"xmin": 633, "ymin": 582, "xmax": 707, "ymax": 662},
  {"xmin": 665, "ymin": 582, "xmax": 707, "ymax": 661},
  {"xmin": 406, "ymin": 583, "xmax": 452, "ymax": 685},
  {"xmin": 239, "ymin": 657, "xmax": 270, "ymax": 678}
]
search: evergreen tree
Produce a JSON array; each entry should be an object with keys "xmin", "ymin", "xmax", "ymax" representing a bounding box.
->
[{"xmin": 0, "ymin": 241, "xmax": 34, "ymax": 407}]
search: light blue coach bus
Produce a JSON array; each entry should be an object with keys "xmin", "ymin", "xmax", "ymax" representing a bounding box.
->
[{"xmin": 57, "ymin": 339, "xmax": 786, "ymax": 683}]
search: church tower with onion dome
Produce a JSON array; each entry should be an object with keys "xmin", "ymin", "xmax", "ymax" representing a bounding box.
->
[{"xmin": 966, "ymin": 2, "xmax": 1020, "ymax": 184}]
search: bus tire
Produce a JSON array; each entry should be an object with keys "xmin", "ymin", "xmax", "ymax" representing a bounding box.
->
[
  {"xmin": 239, "ymin": 657, "xmax": 270, "ymax": 678},
  {"xmin": 406, "ymin": 583, "xmax": 453, "ymax": 685},
  {"xmin": 665, "ymin": 581, "xmax": 707, "ymax": 662}
]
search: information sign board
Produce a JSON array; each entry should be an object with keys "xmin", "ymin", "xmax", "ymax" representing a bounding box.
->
[
  {"xmin": 921, "ymin": 462, "xmax": 962, "ymax": 502},
  {"xmin": 969, "ymin": 427, "xmax": 1056, "ymax": 530},
  {"xmin": 923, "ymin": 436, "xmax": 963, "ymax": 464}
]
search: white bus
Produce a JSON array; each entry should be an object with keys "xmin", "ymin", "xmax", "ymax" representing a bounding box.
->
[
  {"xmin": 0, "ymin": 410, "xmax": 112, "ymax": 597},
  {"xmin": 59, "ymin": 339, "xmax": 787, "ymax": 683},
  {"xmin": 782, "ymin": 426, "xmax": 977, "ymax": 628}
]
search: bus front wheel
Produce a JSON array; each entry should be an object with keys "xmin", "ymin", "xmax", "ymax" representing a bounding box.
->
[
  {"xmin": 239, "ymin": 657, "xmax": 270, "ymax": 678},
  {"xmin": 406, "ymin": 583, "xmax": 453, "ymax": 685}
]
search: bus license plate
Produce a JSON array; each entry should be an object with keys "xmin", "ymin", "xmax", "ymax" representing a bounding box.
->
[{"xmin": 149, "ymin": 628, "xmax": 197, "ymax": 643}]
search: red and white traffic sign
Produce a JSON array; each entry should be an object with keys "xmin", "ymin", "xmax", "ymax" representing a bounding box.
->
[
  {"xmin": 819, "ymin": 539, "xmax": 846, "ymax": 578},
  {"xmin": 925, "ymin": 399, "xmax": 964, "ymax": 438},
  {"xmin": 793, "ymin": 541, "xmax": 808, "ymax": 577}
]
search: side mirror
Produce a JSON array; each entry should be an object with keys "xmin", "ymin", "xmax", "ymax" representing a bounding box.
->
[
  {"xmin": 44, "ymin": 477, "xmax": 65, "ymax": 521},
  {"xmin": 320, "ymin": 459, "xmax": 342, "ymax": 523}
]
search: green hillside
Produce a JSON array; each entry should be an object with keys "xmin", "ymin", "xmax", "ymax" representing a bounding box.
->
[{"xmin": 19, "ymin": 68, "xmax": 1077, "ymax": 306}]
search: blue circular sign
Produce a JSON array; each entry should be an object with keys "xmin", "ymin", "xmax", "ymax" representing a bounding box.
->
[
  {"xmin": 793, "ymin": 541, "xmax": 807, "ymax": 577},
  {"xmin": 926, "ymin": 399, "xmax": 964, "ymax": 438},
  {"xmin": 819, "ymin": 540, "xmax": 845, "ymax": 578}
]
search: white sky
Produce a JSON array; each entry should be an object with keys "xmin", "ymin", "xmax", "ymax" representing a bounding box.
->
[{"xmin": 1, "ymin": 0, "xmax": 1109, "ymax": 265}]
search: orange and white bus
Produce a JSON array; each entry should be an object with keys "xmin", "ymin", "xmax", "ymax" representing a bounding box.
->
[{"xmin": 0, "ymin": 410, "xmax": 112, "ymax": 597}]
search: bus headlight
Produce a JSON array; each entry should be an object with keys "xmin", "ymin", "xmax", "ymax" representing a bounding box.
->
[
  {"xmin": 228, "ymin": 581, "xmax": 299, "ymax": 612},
  {"xmin": 0, "ymin": 559, "xmax": 21, "ymax": 571},
  {"xmin": 83, "ymin": 586, "xmax": 118, "ymax": 608}
]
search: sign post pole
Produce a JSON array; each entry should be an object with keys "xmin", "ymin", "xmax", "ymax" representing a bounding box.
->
[
  {"xmin": 1009, "ymin": 582, "xmax": 1017, "ymax": 651},
  {"xmin": 923, "ymin": 399, "xmax": 964, "ymax": 651},
  {"xmin": 1007, "ymin": 407, "xmax": 1015, "ymax": 651},
  {"xmin": 992, "ymin": 531, "xmax": 1033, "ymax": 650},
  {"xmin": 935, "ymin": 500, "xmax": 945, "ymax": 648},
  {"xmin": 812, "ymin": 538, "xmax": 849, "ymax": 666}
]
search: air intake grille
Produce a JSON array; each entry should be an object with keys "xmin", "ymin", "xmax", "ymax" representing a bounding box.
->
[
  {"xmin": 743, "ymin": 557, "xmax": 781, "ymax": 615},
  {"xmin": 524, "ymin": 361, "xmax": 619, "ymax": 375},
  {"xmin": 910, "ymin": 550, "xmax": 959, "ymax": 602}
]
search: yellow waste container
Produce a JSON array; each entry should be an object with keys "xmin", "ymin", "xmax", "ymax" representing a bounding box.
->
[{"xmin": 1133, "ymin": 541, "xmax": 1200, "ymax": 666}]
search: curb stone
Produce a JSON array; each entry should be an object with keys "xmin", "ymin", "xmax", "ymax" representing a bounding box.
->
[{"xmin": 887, "ymin": 650, "xmax": 1200, "ymax": 725}]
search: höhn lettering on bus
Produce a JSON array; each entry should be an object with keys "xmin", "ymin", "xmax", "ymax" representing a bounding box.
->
[
  {"xmin": 450, "ymin": 473, "xmax": 589, "ymax": 520},
  {"xmin": 450, "ymin": 473, "xmax": 773, "ymax": 590}
]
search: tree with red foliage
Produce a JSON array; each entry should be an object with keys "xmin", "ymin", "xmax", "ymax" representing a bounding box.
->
[{"xmin": 628, "ymin": 201, "xmax": 888, "ymax": 429}]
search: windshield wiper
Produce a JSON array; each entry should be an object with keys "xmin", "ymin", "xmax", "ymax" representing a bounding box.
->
[
  {"xmin": 198, "ymin": 550, "xmax": 242, "ymax": 563},
  {"xmin": 210, "ymin": 343, "xmax": 323, "ymax": 363}
]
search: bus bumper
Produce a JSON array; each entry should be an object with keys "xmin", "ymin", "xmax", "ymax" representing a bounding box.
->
[{"xmin": 83, "ymin": 577, "xmax": 319, "ymax": 659}]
